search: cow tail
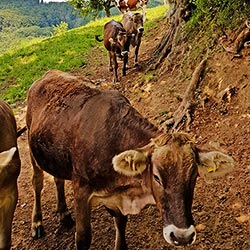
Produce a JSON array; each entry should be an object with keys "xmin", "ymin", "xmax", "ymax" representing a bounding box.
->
[
  {"xmin": 17, "ymin": 126, "xmax": 27, "ymax": 137},
  {"xmin": 95, "ymin": 35, "xmax": 104, "ymax": 42}
]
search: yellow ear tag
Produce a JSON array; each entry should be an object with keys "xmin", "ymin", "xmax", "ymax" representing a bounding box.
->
[{"xmin": 206, "ymin": 164, "xmax": 217, "ymax": 173}]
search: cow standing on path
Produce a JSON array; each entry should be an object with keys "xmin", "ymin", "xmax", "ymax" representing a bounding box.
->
[
  {"xmin": 0, "ymin": 100, "xmax": 21, "ymax": 250},
  {"xmin": 96, "ymin": 20, "xmax": 130, "ymax": 83},
  {"xmin": 26, "ymin": 70, "xmax": 234, "ymax": 250},
  {"xmin": 122, "ymin": 11, "xmax": 144, "ymax": 67}
]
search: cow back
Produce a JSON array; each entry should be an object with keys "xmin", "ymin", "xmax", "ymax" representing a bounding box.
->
[{"xmin": 27, "ymin": 70, "xmax": 159, "ymax": 187}]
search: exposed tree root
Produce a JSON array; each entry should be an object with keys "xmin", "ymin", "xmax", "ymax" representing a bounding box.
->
[
  {"xmin": 219, "ymin": 20, "xmax": 250, "ymax": 59},
  {"xmin": 147, "ymin": 0, "xmax": 192, "ymax": 71},
  {"xmin": 162, "ymin": 59, "xmax": 207, "ymax": 133}
]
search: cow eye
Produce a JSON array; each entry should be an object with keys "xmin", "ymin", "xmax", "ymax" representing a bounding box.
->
[{"xmin": 153, "ymin": 174, "xmax": 161, "ymax": 185}]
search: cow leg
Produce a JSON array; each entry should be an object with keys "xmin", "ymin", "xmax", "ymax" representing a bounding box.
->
[
  {"xmin": 134, "ymin": 45, "xmax": 140, "ymax": 67},
  {"xmin": 114, "ymin": 214, "xmax": 128, "ymax": 250},
  {"xmin": 31, "ymin": 155, "xmax": 45, "ymax": 239},
  {"xmin": 0, "ymin": 184, "xmax": 18, "ymax": 250},
  {"xmin": 54, "ymin": 177, "xmax": 74, "ymax": 228},
  {"xmin": 105, "ymin": 208, "xmax": 128, "ymax": 250},
  {"xmin": 73, "ymin": 180, "xmax": 92, "ymax": 250},
  {"xmin": 134, "ymin": 35, "xmax": 142, "ymax": 67}
]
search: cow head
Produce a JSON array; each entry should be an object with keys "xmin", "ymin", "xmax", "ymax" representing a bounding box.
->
[
  {"xmin": 109, "ymin": 30, "xmax": 129, "ymax": 57},
  {"xmin": 132, "ymin": 13, "xmax": 144, "ymax": 33},
  {"xmin": 112, "ymin": 133, "xmax": 234, "ymax": 246}
]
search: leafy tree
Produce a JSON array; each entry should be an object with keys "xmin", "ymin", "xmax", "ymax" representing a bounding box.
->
[
  {"xmin": 68, "ymin": 0, "xmax": 163, "ymax": 18},
  {"xmin": 52, "ymin": 21, "xmax": 69, "ymax": 36},
  {"xmin": 68, "ymin": 0, "xmax": 115, "ymax": 17}
]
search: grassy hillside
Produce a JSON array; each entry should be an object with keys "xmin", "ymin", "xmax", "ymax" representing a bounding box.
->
[{"xmin": 0, "ymin": 6, "xmax": 166, "ymax": 104}]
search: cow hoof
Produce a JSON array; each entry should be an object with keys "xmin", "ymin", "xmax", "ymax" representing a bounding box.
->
[
  {"xmin": 134, "ymin": 63, "xmax": 139, "ymax": 67},
  {"xmin": 61, "ymin": 213, "xmax": 75, "ymax": 229},
  {"xmin": 32, "ymin": 225, "xmax": 45, "ymax": 239}
]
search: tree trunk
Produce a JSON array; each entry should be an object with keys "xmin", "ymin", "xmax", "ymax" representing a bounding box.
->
[
  {"xmin": 104, "ymin": 1, "xmax": 112, "ymax": 17},
  {"xmin": 148, "ymin": 0, "xmax": 193, "ymax": 70}
]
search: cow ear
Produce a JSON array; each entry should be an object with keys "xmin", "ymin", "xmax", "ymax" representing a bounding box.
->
[
  {"xmin": 112, "ymin": 150, "xmax": 148, "ymax": 176},
  {"xmin": 198, "ymin": 151, "xmax": 235, "ymax": 183},
  {"xmin": 0, "ymin": 147, "xmax": 16, "ymax": 168}
]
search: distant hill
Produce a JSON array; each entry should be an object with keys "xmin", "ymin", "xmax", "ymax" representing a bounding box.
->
[
  {"xmin": 0, "ymin": 0, "xmax": 86, "ymax": 30},
  {"xmin": 0, "ymin": 0, "xmax": 163, "ymax": 54},
  {"xmin": 0, "ymin": 0, "xmax": 89, "ymax": 54}
]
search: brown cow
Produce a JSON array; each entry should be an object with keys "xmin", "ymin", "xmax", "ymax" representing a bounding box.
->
[
  {"xmin": 122, "ymin": 11, "xmax": 144, "ymax": 67},
  {"xmin": 96, "ymin": 20, "xmax": 130, "ymax": 83},
  {"xmin": 26, "ymin": 70, "xmax": 234, "ymax": 250},
  {"xmin": 0, "ymin": 100, "xmax": 21, "ymax": 250},
  {"xmin": 114, "ymin": 0, "xmax": 148, "ymax": 21}
]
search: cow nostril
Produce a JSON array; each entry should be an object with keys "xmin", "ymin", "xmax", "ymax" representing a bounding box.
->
[
  {"xmin": 188, "ymin": 232, "xmax": 196, "ymax": 244},
  {"xmin": 170, "ymin": 232, "xmax": 180, "ymax": 246},
  {"xmin": 170, "ymin": 231, "xmax": 196, "ymax": 246},
  {"xmin": 139, "ymin": 28, "xmax": 144, "ymax": 33}
]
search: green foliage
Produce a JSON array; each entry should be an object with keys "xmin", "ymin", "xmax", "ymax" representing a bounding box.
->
[
  {"xmin": 69, "ymin": 0, "xmax": 119, "ymax": 17},
  {"xmin": 188, "ymin": 0, "xmax": 250, "ymax": 31},
  {"xmin": 53, "ymin": 22, "xmax": 69, "ymax": 36},
  {"xmin": 0, "ymin": 1, "xmax": 88, "ymax": 54},
  {"xmin": 0, "ymin": 6, "xmax": 166, "ymax": 104},
  {"xmin": 181, "ymin": 0, "xmax": 250, "ymax": 68}
]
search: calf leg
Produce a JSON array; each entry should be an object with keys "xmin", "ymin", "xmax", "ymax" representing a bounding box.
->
[
  {"xmin": 112, "ymin": 52, "xmax": 119, "ymax": 82},
  {"xmin": 31, "ymin": 154, "xmax": 44, "ymax": 239},
  {"xmin": 54, "ymin": 177, "xmax": 74, "ymax": 228},
  {"xmin": 73, "ymin": 179, "xmax": 92, "ymax": 250}
]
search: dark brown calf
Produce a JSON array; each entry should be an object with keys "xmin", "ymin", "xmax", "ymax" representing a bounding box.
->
[
  {"xmin": 26, "ymin": 70, "xmax": 234, "ymax": 250},
  {"xmin": 97, "ymin": 20, "xmax": 130, "ymax": 82},
  {"xmin": 0, "ymin": 100, "xmax": 21, "ymax": 250},
  {"xmin": 122, "ymin": 11, "xmax": 144, "ymax": 67}
]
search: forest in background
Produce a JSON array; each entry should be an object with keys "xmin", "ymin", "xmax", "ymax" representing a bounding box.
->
[
  {"xmin": 0, "ymin": 0, "xmax": 87, "ymax": 54},
  {"xmin": 0, "ymin": 0, "xmax": 162, "ymax": 54}
]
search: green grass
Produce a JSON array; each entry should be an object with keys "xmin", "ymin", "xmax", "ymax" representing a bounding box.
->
[{"xmin": 0, "ymin": 6, "xmax": 166, "ymax": 104}]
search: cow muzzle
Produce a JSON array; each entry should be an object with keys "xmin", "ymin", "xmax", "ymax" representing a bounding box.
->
[
  {"xmin": 121, "ymin": 51, "xmax": 128, "ymax": 56},
  {"xmin": 163, "ymin": 224, "xmax": 196, "ymax": 246}
]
